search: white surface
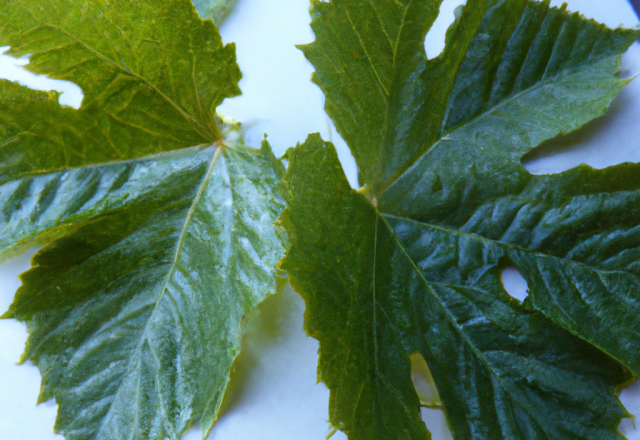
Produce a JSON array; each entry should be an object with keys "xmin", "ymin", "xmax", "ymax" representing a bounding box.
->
[{"xmin": 1, "ymin": 0, "xmax": 640, "ymax": 439}]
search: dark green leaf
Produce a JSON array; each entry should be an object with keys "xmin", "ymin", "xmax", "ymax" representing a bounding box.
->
[
  {"xmin": 282, "ymin": 136, "xmax": 632, "ymax": 440},
  {"xmin": 301, "ymin": 0, "xmax": 637, "ymax": 192},
  {"xmin": 285, "ymin": 0, "xmax": 640, "ymax": 438}
]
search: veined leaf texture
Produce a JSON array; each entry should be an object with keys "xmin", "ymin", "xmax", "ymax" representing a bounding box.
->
[
  {"xmin": 283, "ymin": 0, "xmax": 640, "ymax": 439},
  {"xmin": 0, "ymin": 0, "xmax": 285, "ymax": 439},
  {"xmin": 2, "ymin": 0, "xmax": 640, "ymax": 439}
]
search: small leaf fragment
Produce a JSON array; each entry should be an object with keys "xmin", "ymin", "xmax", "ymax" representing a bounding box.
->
[{"xmin": 193, "ymin": 0, "xmax": 239, "ymax": 26}]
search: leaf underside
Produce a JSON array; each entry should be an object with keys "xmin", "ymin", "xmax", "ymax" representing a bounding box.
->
[
  {"xmin": 0, "ymin": 1, "xmax": 285, "ymax": 439},
  {"xmin": 284, "ymin": 0, "xmax": 640, "ymax": 439}
]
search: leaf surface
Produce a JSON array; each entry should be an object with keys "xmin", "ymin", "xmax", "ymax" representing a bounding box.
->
[
  {"xmin": 283, "ymin": 136, "xmax": 632, "ymax": 440},
  {"xmin": 4, "ymin": 141, "xmax": 285, "ymax": 440},
  {"xmin": 285, "ymin": 0, "xmax": 640, "ymax": 438},
  {"xmin": 0, "ymin": 0, "xmax": 241, "ymax": 175},
  {"xmin": 0, "ymin": 1, "xmax": 284, "ymax": 439}
]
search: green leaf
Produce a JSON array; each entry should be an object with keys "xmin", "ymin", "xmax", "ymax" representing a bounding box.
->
[
  {"xmin": 300, "ymin": 0, "xmax": 638, "ymax": 192},
  {"xmin": 0, "ymin": 0, "xmax": 285, "ymax": 439},
  {"xmin": 285, "ymin": 0, "xmax": 640, "ymax": 438},
  {"xmin": 4, "ymin": 139, "xmax": 285, "ymax": 439},
  {"xmin": 193, "ymin": 0, "xmax": 239, "ymax": 26},
  {"xmin": 0, "ymin": 0, "xmax": 241, "ymax": 173},
  {"xmin": 283, "ymin": 136, "xmax": 633, "ymax": 440}
]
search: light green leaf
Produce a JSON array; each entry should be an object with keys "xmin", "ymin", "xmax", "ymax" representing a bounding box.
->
[
  {"xmin": 0, "ymin": 0, "xmax": 285, "ymax": 439},
  {"xmin": 0, "ymin": 0, "xmax": 241, "ymax": 176},
  {"xmin": 285, "ymin": 0, "xmax": 640, "ymax": 438}
]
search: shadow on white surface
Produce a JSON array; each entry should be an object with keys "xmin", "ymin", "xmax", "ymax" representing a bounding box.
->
[
  {"xmin": 177, "ymin": 285, "xmax": 345, "ymax": 440},
  {"xmin": 621, "ymin": 380, "xmax": 640, "ymax": 438},
  {"xmin": 524, "ymin": 43, "xmax": 640, "ymax": 175},
  {"xmin": 0, "ymin": 248, "xmax": 62, "ymax": 439},
  {"xmin": 422, "ymin": 407, "xmax": 454, "ymax": 440},
  {"xmin": 1, "ymin": 0, "xmax": 640, "ymax": 439},
  {"xmin": 0, "ymin": 47, "xmax": 83, "ymax": 109},
  {"xmin": 217, "ymin": 0, "xmax": 359, "ymax": 188},
  {"xmin": 425, "ymin": 0, "xmax": 467, "ymax": 60},
  {"xmin": 555, "ymin": 0, "xmax": 640, "ymax": 29}
]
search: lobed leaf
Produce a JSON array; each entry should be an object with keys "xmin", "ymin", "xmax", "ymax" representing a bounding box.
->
[
  {"xmin": 0, "ymin": 0, "xmax": 241, "ymax": 177},
  {"xmin": 285, "ymin": 0, "xmax": 640, "ymax": 439},
  {"xmin": 282, "ymin": 136, "xmax": 633, "ymax": 440},
  {"xmin": 0, "ymin": 0, "xmax": 286, "ymax": 439},
  {"xmin": 301, "ymin": 0, "xmax": 638, "ymax": 192},
  {"xmin": 4, "ymin": 141, "xmax": 285, "ymax": 440}
]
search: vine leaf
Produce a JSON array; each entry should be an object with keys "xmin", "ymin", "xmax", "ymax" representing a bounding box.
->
[
  {"xmin": 0, "ymin": 0, "xmax": 285, "ymax": 439},
  {"xmin": 283, "ymin": 0, "xmax": 640, "ymax": 439}
]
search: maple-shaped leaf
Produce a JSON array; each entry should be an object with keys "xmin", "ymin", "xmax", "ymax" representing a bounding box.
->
[
  {"xmin": 282, "ymin": 0, "xmax": 640, "ymax": 439},
  {"xmin": 0, "ymin": 1, "xmax": 284, "ymax": 439}
]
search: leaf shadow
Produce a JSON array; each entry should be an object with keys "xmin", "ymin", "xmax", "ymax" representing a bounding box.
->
[
  {"xmin": 0, "ymin": 248, "xmax": 38, "ymax": 315},
  {"xmin": 216, "ymin": 283, "xmax": 301, "ymax": 416},
  {"xmin": 521, "ymin": 94, "xmax": 629, "ymax": 171}
]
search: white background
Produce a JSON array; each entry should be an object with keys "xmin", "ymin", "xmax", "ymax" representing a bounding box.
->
[{"xmin": 1, "ymin": 0, "xmax": 640, "ymax": 439}]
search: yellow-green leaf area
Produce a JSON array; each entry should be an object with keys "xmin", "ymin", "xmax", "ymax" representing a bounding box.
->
[{"xmin": 0, "ymin": 0, "xmax": 286, "ymax": 439}]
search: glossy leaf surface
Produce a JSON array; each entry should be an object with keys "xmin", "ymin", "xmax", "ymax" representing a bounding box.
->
[
  {"xmin": 282, "ymin": 136, "xmax": 633, "ymax": 440},
  {"xmin": 0, "ymin": 0, "xmax": 285, "ymax": 439},
  {"xmin": 285, "ymin": 0, "xmax": 640, "ymax": 438}
]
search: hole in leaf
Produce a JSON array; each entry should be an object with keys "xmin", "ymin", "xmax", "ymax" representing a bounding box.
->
[
  {"xmin": 0, "ymin": 46, "xmax": 84, "ymax": 109},
  {"xmin": 424, "ymin": 0, "xmax": 467, "ymax": 60},
  {"xmin": 411, "ymin": 353, "xmax": 453, "ymax": 439},
  {"xmin": 500, "ymin": 266, "xmax": 529, "ymax": 302},
  {"xmin": 410, "ymin": 351, "xmax": 441, "ymax": 408},
  {"xmin": 421, "ymin": 407, "xmax": 454, "ymax": 440}
]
